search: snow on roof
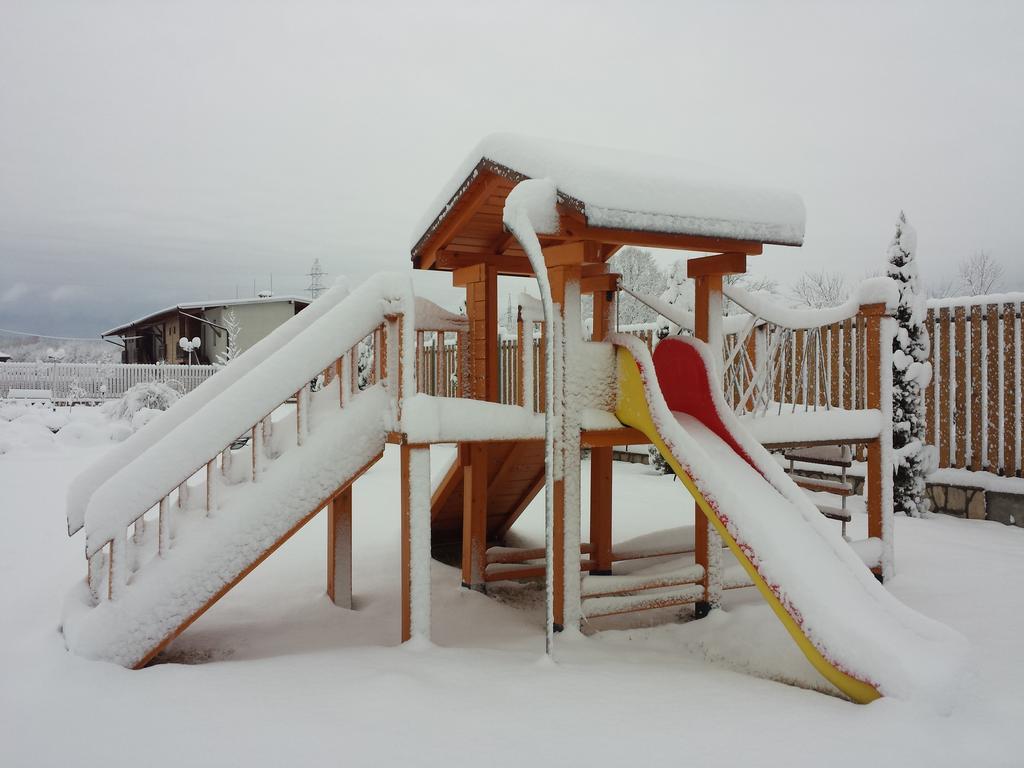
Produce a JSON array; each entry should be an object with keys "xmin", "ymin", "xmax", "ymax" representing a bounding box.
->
[
  {"xmin": 413, "ymin": 133, "xmax": 806, "ymax": 252},
  {"xmin": 102, "ymin": 295, "xmax": 311, "ymax": 337}
]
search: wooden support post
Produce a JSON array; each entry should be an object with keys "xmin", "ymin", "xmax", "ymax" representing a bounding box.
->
[
  {"xmin": 108, "ymin": 537, "xmax": 124, "ymax": 601},
  {"xmin": 251, "ymin": 423, "xmax": 262, "ymax": 481},
  {"xmin": 861, "ymin": 302, "xmax": 889, "ymax": 581},
  {"xmin": 461, "ymin": 442, "xmax": 488, "ymax": 591},
  {"xmin": 327, "ymin": 486, "xmax": 353, "ymax": 608},
  {"xmin": 546, "ymin": 254, "xmax": 585, "ymax": 632},
  {"xmin": 336, "ymin": 357, "xmax": 345, "ymax": 408},
  {"xmin": 295, "ymin": 387, "xmax": 305, "ymax": 447},
  {"xmin": 87, "ymin": 551, "xmax": 102, "ymax": 605},
  {"xmin": 401, "ymin": 444, "xmax": 431, "ymax": 642},
  {"xmin": 591, "ymin": 287, "xmax": 614, "ymax": 342},
  {"xmin": 516, "ymin": 311, "xmax": 527, "ymax": 407},
  {"xmin": 589, "ymin": 446, "xmax": 613, "ymax": 574},
  {"xmin": 552, "ymin": 477, "xmax": 566, "ymax": 630},
  {"xmin": 205, "ymin": 459, "xmax": 215, "ymax": 516},
  {"xmin": 691, "ymin": 268, "xmax": 730, "ymax": 616},
  {"xmin": 453, "ymin": 263, "xmax": 499, "ymax": 402},
  {"xmin": 158, "ymin": 496, "xmax": 170, "ymax": 558}
]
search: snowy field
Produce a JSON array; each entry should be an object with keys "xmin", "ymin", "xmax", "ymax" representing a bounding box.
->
[{"xmin": 1, "ymin": 411, "xmax": 1022, "ymax": 767}]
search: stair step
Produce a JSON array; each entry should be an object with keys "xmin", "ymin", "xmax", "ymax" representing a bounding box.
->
[
  {"xmin": 581, "ymin": 564, "xmax": 705, "ymax": 598},
  {"xmin": 816, "ymin": 504, "xmax": 852, "ymax": 523},
  {"xmin": 787, "ymin": 473, "xmax": 855, "ymax": 496},
  {"xmin": 583, "ymin": 583, "xmax": 704, "ymax": 619}
]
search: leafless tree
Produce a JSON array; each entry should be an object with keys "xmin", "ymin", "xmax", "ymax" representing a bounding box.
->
[
  {"xmin": 927, "ymin": 275, "xmax": 959, "ymax": 299},
  {"xmin": 789, "ymin": 270, "xmax": 849, "ymax": 308},
  {"xmin": 583, "ymin": 246, "xmax": 665, "ymax": 326},
  {"xmin": 956, "ymin": 250, "xmax": 1005, "ymax": 296}
]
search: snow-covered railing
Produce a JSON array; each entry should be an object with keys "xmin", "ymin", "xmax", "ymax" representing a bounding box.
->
[
  {"xmin": 720, "ymin": 280, "xmax": 897, "ymax": 419},
  {"xmin": 924, "ymin": 294, "xmax": 1024, "ymax": 476},
  {"xmin": 78, "ymin": 275, "xmax": 416, "ymax": 606},
  {"xmin": 622, "ymin": 279, "xmax": 898, "ymax": 420},
  {"xmin": 411, "ymin": 297, "xmax": 469, "ymax": 399},
  {"xmin": 0, "ymin": 362, "xmax": 216, "ymax": 402}
]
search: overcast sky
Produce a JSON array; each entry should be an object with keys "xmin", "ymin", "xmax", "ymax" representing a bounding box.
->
[{"xmin": 1, "ymin": 0, "xmax": 1022, "ymax": 336}]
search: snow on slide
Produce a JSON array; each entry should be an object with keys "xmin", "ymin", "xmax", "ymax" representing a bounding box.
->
[{"xmin": 611, "ymin": 333, "xmax": 967, "ymax": 707}]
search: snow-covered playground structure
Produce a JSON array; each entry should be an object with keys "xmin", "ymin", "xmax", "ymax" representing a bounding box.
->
[{"xmin": 61, "ymin": 134, "xmax": 967, "ymax": 706}]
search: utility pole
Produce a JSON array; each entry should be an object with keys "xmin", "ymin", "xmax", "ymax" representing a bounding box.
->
[{"xmin": 307, "ymin": 259, "xmax": 326, "ymax": 299}]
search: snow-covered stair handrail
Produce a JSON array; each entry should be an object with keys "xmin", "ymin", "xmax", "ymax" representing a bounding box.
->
[
  {"xmin": 66, "ymin": 278, "xmax": 357, "ymax": 536},
  {"xmin": 80, "ymin": 273, "xmax": 416, "ymax": 601},
  {"xmin": 723, "ymin": 277, "xmax": 898, "ymax": 330}
]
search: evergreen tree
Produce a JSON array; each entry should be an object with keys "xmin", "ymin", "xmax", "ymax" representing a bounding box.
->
[{"xmin": 887, "ymin": 212, "xmax": 933, "ymax": 517}]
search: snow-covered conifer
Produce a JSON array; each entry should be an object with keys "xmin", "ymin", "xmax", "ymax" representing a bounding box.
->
[{"xmin": 887, "ymin": 212, "xmax": 933, "ymax": 516}]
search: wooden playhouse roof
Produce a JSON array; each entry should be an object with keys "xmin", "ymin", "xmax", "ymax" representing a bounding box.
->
[{"xmin": 411, "ymin": 133, "xmax": 805, "ymax": 275}]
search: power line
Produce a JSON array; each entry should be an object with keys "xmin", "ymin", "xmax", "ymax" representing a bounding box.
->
[{"xmin": 0, "ymin": 327, "xmax": 104, "ymax": 342}]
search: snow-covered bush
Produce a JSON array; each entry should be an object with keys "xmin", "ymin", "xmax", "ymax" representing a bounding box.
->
[
  {"xmin": 648, "ymin": 445, "xmax": 673, "ymax": 474},
  {"xmin": 356, "ymin": 337, "xmax": 375, "ymax": 390},
  {"xmin": 103, "ymin": 381, "xmax": 181, "ymax": 422},
  {"xmin": 887, "ymin": 212, "xmax": 933, "ymax": 517},
  {"xmin": 215, "ymin": 308, "xmax": 242, "ymax": 367}
]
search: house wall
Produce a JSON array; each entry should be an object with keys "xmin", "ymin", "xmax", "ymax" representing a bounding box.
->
[{"xmin": 202, "ymin": 301, "xmax": 303, "ymax": 363}]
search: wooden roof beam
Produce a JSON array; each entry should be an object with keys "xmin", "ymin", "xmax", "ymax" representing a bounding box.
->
[
  {"xmin": 551, "ymin": 217, "xmax": 765, "ymax": 256},
  {"xmin": 491, "ymin": 230, "xmax": 519, "ymax": 255},
  {"xmin": 416, "ymin": 172, "xmax": 504, "ymax": 270}
]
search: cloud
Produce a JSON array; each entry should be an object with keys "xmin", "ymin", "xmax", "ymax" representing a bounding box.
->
[
  {"xmin": 1, "ymin": 283, "xmax": 30, "ymax": 303},
  {"xmin": 49, "ymin": 284, "xmax": 86, "ymax": 302}
]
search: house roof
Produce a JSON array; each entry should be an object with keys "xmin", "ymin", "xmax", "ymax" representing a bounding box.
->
[
  {"xmin": 102, "ymin": 295, "xmax": 310, "ymax": 338},
  {"xmin": 411, "ymin": 133, "xmax": 805, "ymax": 267}
]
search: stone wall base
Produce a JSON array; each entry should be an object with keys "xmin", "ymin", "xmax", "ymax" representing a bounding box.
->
[{"xmin": 762, "ymin": 467, "xmax": 1024, "ymax": 527}]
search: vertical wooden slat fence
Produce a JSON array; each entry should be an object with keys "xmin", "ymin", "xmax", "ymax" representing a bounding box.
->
[{"xmin": 924, "ymin": 296, "xmax": 1024, "ymax": 477}]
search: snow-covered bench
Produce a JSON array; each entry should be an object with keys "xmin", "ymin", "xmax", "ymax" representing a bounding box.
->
[{"xmin": 5, "ymin": 388, "xmax": 54, "ymax": 408}]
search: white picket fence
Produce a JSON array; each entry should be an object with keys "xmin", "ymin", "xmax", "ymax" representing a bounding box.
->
[{"xmin": 0, "ymin": 362, "xmax": 217, "ymax": 403}]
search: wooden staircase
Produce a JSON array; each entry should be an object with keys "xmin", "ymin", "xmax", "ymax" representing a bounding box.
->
[{"xmin": 430, "ymin": 440, "xmax": 546, "ymax": 552}]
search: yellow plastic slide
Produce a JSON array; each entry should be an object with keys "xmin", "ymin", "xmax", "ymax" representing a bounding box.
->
[{"xmin": 614, "ymin": 342, "xmax": 883, "ymax": 702}]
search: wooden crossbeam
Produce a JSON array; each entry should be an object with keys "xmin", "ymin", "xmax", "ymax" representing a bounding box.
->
[
  {"xmin": 437, "ymin": 251, "xmax": 533, "ymax": 276},
  {"xmin": 686, "ymin": 252, "xmax": 747, "ymax": 278}
]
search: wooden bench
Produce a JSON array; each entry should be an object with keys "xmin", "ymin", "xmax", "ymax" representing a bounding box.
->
[{"xmin": 784, "ymin": 445, "xmax": 854, "ymax": 536}]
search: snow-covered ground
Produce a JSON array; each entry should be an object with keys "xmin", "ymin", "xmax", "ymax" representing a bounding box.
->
[{"xmin": 1, "ymin": 410, "xmax": 1021, "ymax": 767}]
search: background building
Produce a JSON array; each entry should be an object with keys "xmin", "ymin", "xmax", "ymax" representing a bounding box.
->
[{"xmin": 102, "ymin": 294, "xmax": 310, "ymax": 364}]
